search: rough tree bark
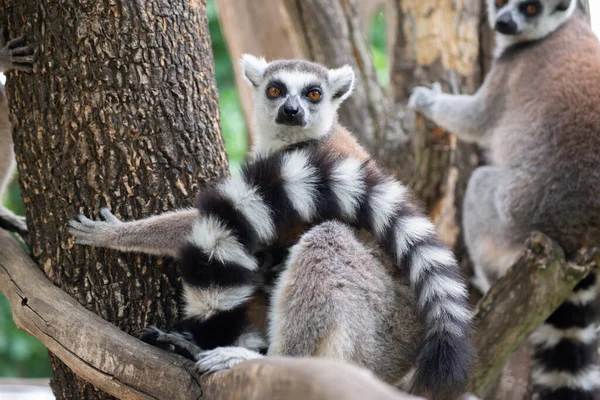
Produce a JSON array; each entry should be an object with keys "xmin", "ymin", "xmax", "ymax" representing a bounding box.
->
[{"xmin": 0, "ymin": 0, "xmax": 228, "ymax": 398}]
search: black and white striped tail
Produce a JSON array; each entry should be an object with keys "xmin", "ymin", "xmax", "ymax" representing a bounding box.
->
[
  {"xmin": 531, "ymin": 272, "xmax": 600, "ymax": 400},
  {"xmin": 172, "ymin": 142, "xmax": 473, "ymax": 396}
]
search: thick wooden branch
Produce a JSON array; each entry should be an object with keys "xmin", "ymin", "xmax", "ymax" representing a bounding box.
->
[
  {"xmin": 470, "ymin": 232, "xmax": 599, "ymax": 396},
  {"xmin": 0, "ymin": 229, "xmax": 421, "ymax": 400},
  {"xmin": 0, "ymin": 229, "xmax": 202, "ymax": 400},
  {"xmin": 202, "ymin": 358, "xmax": 423, "ymax": 400}
]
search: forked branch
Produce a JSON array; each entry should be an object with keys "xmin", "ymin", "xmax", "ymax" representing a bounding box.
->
[{"xmin": 470, "ymin": 232, "xmax": 599, "ymax": 396}]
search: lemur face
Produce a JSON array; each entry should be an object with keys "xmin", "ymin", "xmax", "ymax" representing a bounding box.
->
[
  {"xmin": 240, "ymin": 55, "xmax": 355, "ymax": 152},
  {"xmin": 487, "ymin": 0, "xmax": 574, "ymax": 37}
]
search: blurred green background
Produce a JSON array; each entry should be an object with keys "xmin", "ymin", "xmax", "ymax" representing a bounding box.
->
[{"xmin": 0, "ymin": 1, "xmax": 388, "ymax": 378}]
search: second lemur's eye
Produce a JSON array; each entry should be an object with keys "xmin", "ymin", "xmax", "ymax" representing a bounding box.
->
[
  {"xmin": 526, "ymin": 4, "xmax": 537, "ymax": 14},
  {"xmin": 495, "ymin": 0, "xmax": 507, "ymax": 7},
  {"xmin": 307, "ymin": 90, "xmax": 322, "ymax": 102},
  {"xmin": 268, "ymin": 87, "xmax": 281, "ymax": 97}
]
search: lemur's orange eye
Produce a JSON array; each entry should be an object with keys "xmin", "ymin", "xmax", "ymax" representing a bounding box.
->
[
  {"xmin": 526, "ymin": 4, "xmax": 537, "ymax": 14},
  {"xmin": 307, "ymin": 90, "xmax": 322, "ymax": 101},
  {"xmin": 268, "ymin": 87, "xmax": 281, "ymax": 97},
  {"xmin": 495, "ymin": 0, "xmax": 507, "ymax": 7}
]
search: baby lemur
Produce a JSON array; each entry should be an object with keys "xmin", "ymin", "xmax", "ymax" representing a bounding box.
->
[
  {"xmin": 409, "ymin": 1, "xmax": 600, "ymax": 398},
  {"xmin": 70, "ymin": 56, "xmax": 473, "ymax": 397},
  {"xmin": 0, "ymin": 35, "xmax": 33, "ymax": 237}
]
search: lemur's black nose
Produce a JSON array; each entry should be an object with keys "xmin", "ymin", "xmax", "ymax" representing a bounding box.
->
[
  {"xmin": 495, "ymin": 13, "xmax": 518, "ymax": 35},
  {"xmin": 283, "ymin": 105, "xmax": 299, "ymax": 116}
]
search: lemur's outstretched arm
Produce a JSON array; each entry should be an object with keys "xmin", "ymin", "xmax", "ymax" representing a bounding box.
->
[
  {"xmin": 0, "ymin": 34, "xmax": 34, "ymax": 237},
  {"xmin": 408, "ymin": 82, "xmax": 492, "ymax": 144},
  {"xmin": 68, "ymin": 208, "xmax": 198, "ymax": 257}
]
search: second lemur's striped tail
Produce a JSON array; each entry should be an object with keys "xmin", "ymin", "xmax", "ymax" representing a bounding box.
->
[{"xmin": 531, "ymin": 272, "xmax": 600, "ymax": 400}]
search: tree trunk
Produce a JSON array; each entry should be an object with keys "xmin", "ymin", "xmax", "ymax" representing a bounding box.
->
[
  {"xmin": 0, "ymin": 0, "xmax": 228, "ymax": 398},
  {"xmin": 387, "ymin": 0, "xmax": 483, "ymax": 247}
]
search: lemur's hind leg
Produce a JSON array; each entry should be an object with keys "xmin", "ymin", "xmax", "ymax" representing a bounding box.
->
[
  {"xmin": 141, "ymin": 326, "xmax": 263, "ymax": 374},
  {"xmin": 463, "ymin": 166, "xmax": 527, "ymax": 294},
  {"xmin": 268, "ymin": 221, "xmax": 422, "ymax": 384}
]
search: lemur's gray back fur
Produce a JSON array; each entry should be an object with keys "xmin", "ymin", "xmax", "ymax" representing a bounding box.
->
[{"xmin": 409, "ymin": 2, "xmax": 600, "ymax": 398}]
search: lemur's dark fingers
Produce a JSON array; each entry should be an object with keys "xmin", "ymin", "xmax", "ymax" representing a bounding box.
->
[
  {"xmin": 155, "ymin": 331, "xmax": 203, "ymax": 359},
  {"xmin": 10, "ymin": 45, "xmax": 33, "ymax": 57},
  {"xmin": 76, "ymin": 214, "xmax": 95, "ymax": 225},
  {"xmin": 100, "ymin": 208, "xmax": 121, "ymax": 224},
  {"xmin": 139, "ymin": 326, "xmax": 162, "ymax": 343},
  {"xmin": 11, "ymin": 63, "xmax": 33, "ymax": 73},
  {"xmin": 140, "ymin": 326, "xmax": 202, "ymax": 361},
  {"xmin": 6, "ymin": 36, "xmax": 26, "ymax": 50},
  {"xmin": 0, "ymin": 216, "xmax": 28, "ymax": 237},
  {"xmin": 10, "ymin": 55, "xmax": 34, "ymax": 64}
]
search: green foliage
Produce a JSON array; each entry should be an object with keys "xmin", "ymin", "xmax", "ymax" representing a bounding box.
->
[
  {"xmin": 207, "ymin": 0, "xmax": 248, "ymax": 171},
  {"xmin": 0, "ymin": 292, "xmax": 52, "ymax": 377},
  {"xmin": 369, "ymin": 9, "xmax": 389, "ymax": 90},
  {"xmin": 0, "ymin": 0, "xmax": 389, "ymax": 378}
]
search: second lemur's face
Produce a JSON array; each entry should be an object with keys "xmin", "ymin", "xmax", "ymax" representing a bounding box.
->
[
  {"xmin": 487, "ymin": 0, "xmax": 575, "ymax": 40},
  {"xmin": 241, "ymin": 55, "xmax": 355, "ymax": 154}
]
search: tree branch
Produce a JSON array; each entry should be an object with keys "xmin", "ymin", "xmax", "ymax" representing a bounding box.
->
[
  {"xmin": 0, "ymin": 229, "xmax": 202, "ymax": 400},
  {"xmin": 0, "ymin": 229, "xmax": 421, "ymax": 400},
  {"xmin": 202, "ymin": 358, "xmax": 423, "ymax": 400},
  {"xmin": 470, "ymin": 232, "xmax": 599, "ymax": 396}
]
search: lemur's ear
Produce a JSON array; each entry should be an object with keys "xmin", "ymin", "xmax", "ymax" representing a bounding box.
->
[
  {"xmin": 328, "ymin": 65, "xmax": 355, "ymax": 102},
  {"xmin": 240, "ymin": 54, "xmax": 268, "ymax": 87}
]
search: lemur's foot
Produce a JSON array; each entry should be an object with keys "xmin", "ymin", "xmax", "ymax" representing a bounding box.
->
[
  {"xmin": 0, "ymin": 207, "xmax": 28, "ymax": 238},
  {"xmin": 408, "ymin": 82, "xmax": 442, "ymax": 116},
  {"xmin": 140, "ymin": 326, "xmax": 201, "ymax": 361},
  {"xmin": 195, "ymin": 347, "xmax": 262, "ymax": 375},
  {"xmin": 0, "ymin": 35, "xmax": 34, "ymax": 72},
  {"xmin": 68, "ymin": 208, "xmax": 122, "ymax": 247}
]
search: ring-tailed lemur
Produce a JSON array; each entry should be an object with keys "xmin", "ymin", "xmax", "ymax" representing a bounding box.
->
[
  {"xmin": 0, "ymin": 35, "xmax": 33, "ymax": 237},
  {"xmin": 69, "ymin": 56, "xmax": 473, "ymax": 397},
  {"xmin": 409, "ymin": 1, "xmax": 600, "ymax": 398}
]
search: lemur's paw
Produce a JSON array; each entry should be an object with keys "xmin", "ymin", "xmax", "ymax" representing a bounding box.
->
[
  {"xmin": 0, "ymin": 211, "xmax": 28, "ymax": 237},
  {"xmin": 140, "ymin": 326, "xmax": 202, "ymax": 361},
  {"xmin": 139, "ymin": 326, "xmax": 164, "ymax": 345},
  {"xmin": 68, "ymin": 208, "xmax": 122, "ymax": 246},
  {"xmin": 408, "ymin": 82, "xmax": 442, "ymax": 114},
  {"xmin": 195, "ymin": 347, "xmax": 262, "ymax": 375},
  {"xmin": 0, "ymin": 36, "xmax": 34, "ymax": 72}
]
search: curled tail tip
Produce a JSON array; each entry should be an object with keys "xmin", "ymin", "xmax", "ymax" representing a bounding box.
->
[{"xmin": 412, "ymin": 331, "xmax": 474, "ymax": 397}]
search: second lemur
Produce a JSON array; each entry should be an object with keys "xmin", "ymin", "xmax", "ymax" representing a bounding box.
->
[
  {"xmin": 409, "ymin": 0, "xmax": 600, "ymax": 399},
  {"xmin": 70, "ymin": 56, "xmax": 473, "ymax": 396}
]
